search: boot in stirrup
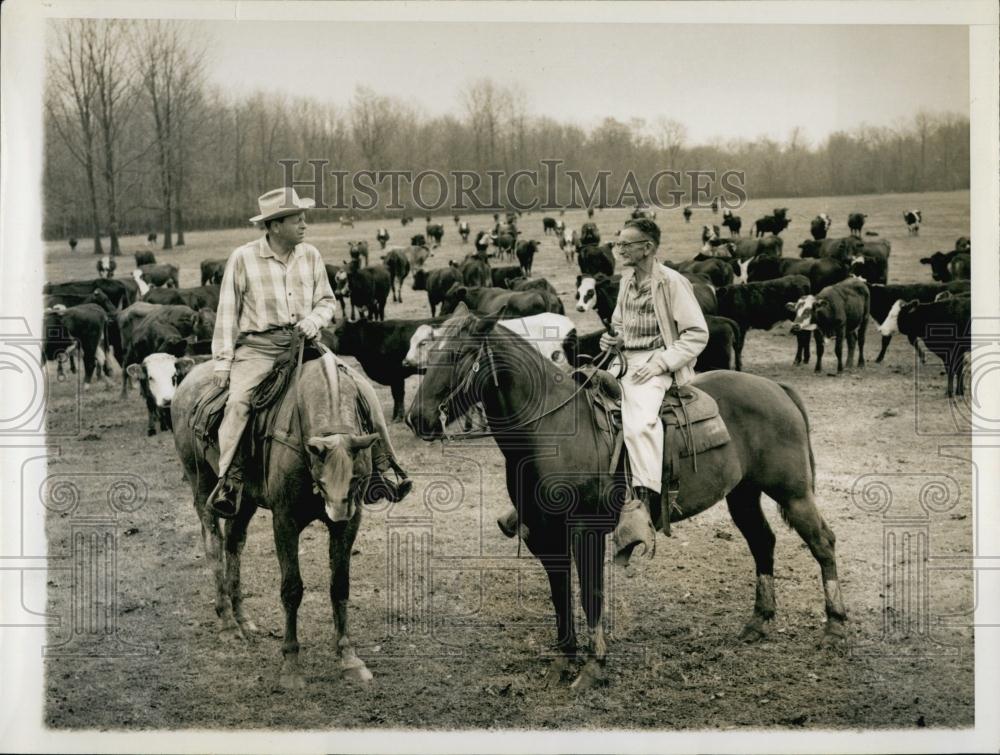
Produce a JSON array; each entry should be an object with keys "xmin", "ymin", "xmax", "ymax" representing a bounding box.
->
[
  {"xmin": 365, "ymin": 454, "xmax": 413, "ymax": 504},
  {"xmin": 207, "ymin": 463, "xmax": 244, "ymax": 520},
  {"xmin": 613, "ymin": 487, "xmax": 657, "ymax": 567}
]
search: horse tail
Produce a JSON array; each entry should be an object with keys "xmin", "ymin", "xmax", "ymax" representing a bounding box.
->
[{"xmin": 778, "ymin": 382, "xmax": 815, "ymax": 489}]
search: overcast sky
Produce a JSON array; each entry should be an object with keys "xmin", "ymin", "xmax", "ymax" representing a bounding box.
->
[{"xmin": 203, "ymin": 21, "xmax": 968, "ymax": 146}]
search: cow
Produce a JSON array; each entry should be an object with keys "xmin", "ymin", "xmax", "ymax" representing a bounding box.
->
[
  {"xmin": 404, "ymin": 244, "xmax": 433, "ymax": 272},
  {"xmin": 474, "ymin": 230, "xmax": 492, "ymax": 255},
  {"xmin": 333, "ymin": 260, "xmax": 391, "ymax": 321},
  {"xmin": 401, "ymin": 213, "xmax": 413, "ymax": 226},
  {"xmin": 677, "ymin": 257, "xmax": 734, "ymax": 288},
  {"xmin": 920, "ymin": 250, "xmax": 971, "ymax": 283},
  {"xmin": 382, "ymin": 248, "xmax": 411, "ymax": 303},
  {"xmin": 896, "ymin": 296, "xmax": 972, "ymax": 397},
  {"xmin": 200, "ymin": 258, "xmax": 226, "ymax": 286},
  {"xmin": 459, "ymin": 221, "xmax": 470, "ymax": 243},
  {"xmin": 325, "ymin": 264, "xmax": 349, "ymax": 321},
  {"xmin": 515, "ymin": 239, "xmax": 539, "ymax": 277},
  {"xmin": 798, "ymin": 236, "xmax": 862, "ymax": 263},
  {"xmin": 119, "ymin": 304, "xmax": 208, "ymax": 398},
  {"xmin": 543, "ymin": 217, "xmax": 558, "ymax": 235},
  {"xmin": 137, "ymin": 263, "xmax": 180, "ymax": 288},
  {"xmin": 903, "ymin": 210, "xmax": 922, "ymax": 235},
  {"xmin": 701, "ymin": 225, "xmax": 721, "ymax": 248},
  {"xmin": 721, "ymin": 213, "xmax": 742, "ymax": 237},
  {"xmin": 716, "ymin": 274, "xmax": 812, "ymax": 345},
  {"xmin": 458, "ymin": 253, "xmax": 491, "ymax": 288},
  {"xmin": 69, "ymin": 237, "xmax": 78, "ymax": 252},
  {"xmin": 746, "ymin": 255, "xmax": 848, "ymax": 294},
  {"xmin": 575, "ymin": 273, "xmax": 619, "ymax": 327},
  {"xmin": 511, "ymin": 276, "xmax": 559, "ymax": 296},
  {"xmin": 143, "ymin": 284, "xmax": 220, "ymax": 311},
  {"xmin": 494, "ymin": 232, "xmax": 517, "ymax": 261},
  {"xmin": 416, "ymin": 265, "xmax": 463, "ymax": 317},
  {"xmin": 339, "ymin": 215, "xmax": 354, "ymax": 228},
  {"xmin": 955, "ymin": 236, "xmax": 971, "ymax": 254},
  {"xmin": 587, "ymin": 208, "xmax": 595, "ymax": 219},
  {"xmin": 42, "ymin": 278, "xmax": 133, "ymax": 310},
  {"xmin": 126, "ymin": 352, "xmax": 195, "ymax": 435},
  {"xmin": 321, "ymin": 317, "xmax": 439, "ymax": 422},
  {"xmin": 438, "ymin": 285, "xmax": 563, "ymax": 318},
  {"xmin": 847, "ymin": 212, "xmax": 867, "ymax": 238},
  {"xmin": 787, "ymin": 278, "xmax": 869, "ymax": 373},
  {"xmin": 554, "ymin": 219, "xmax": 565, "ymax": 235},
  {"xmin": 680, "ymin": 274, "xmax": 719, "ymax": 315},
  {"xmin": 376, "ymin": 227, "xmax": 391, "ymax": 250},
  {"xmin": 848, "ymin": 239, "xmax": 891, "ymax": 285},
  {"xmin": 710, "ymin": 198, "xmax": 719, "ymax": 214},
  {"xmin": 560, "ymin": 228, "xmax": 578, "ymax": 263},
  {"xmin": 43, "ymin": 292, "xmax": 117, "ymax": 387},
  {"xmin": 96, "ymin": 255, "xmax": 116, "ymax": 279},
  {"xmin": 349, "ymin": 240, "xmax": 370, "ymax": 267},
  {"xmin": 410, "ymin": 233, "xmax": 427, "ymax": 248},
  {"xmin": 580, "ymin": 222, "xmax": 601, "ymax": 247},
  {"xmin": 426, "ymin": 223, "xmax": 445, "ymax": 246},
  {"xmin": 700, "ymin": 315, "xmax": 743, "ymax": 372},
  {"xmin": 491, "ymin": 265, "xmax": 525, "ymax": 289},
  {"xmin": 630, "ymin": 208, "xmax": 656, "ymax": 220},
  {"xmin": 146, "ymin": 232, "xmax": 157, "ymax": 246},
  {"xmin": 870, "ymin": 281, "xmax": 970, "ymax": 363},
  {"xmin": 578, "ymin": 243, "xmax": 615, "ymax": 277},
  {"xmin": 809, "ymin": 215, "xmax": 831, "ymax": 240},
  {"xmin": 134, "ymin": 250, "xmax": 156, "ymax": 267},
  {"xmin": 753, "ymin": 209, "xmax": 790, "ymax": 237},
  {"xmin": 730, "ymin": 235, "xmax": 783, "ymax": 261},
  {"xmin": 682, "ymin": 207, "xmax": 692, "ymax": 223}
]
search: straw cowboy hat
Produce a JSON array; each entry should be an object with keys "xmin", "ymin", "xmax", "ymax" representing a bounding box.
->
[{"xmin": 249, "ymin": 187, "xmax": 316, "ymax": 224}]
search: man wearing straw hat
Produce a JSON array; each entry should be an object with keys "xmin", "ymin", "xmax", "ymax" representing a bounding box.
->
[{"xmin": 207, "ymin": 187, "xmax": 412, "ymax": 519}]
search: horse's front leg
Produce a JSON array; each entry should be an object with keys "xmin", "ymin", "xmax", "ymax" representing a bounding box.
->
[
  {"xmin": 328, "ymin": 510, "xmax": 372, "ymax": 683},
  {"xmin": 532, "ymin": 533, "xmax": 577, "ymax": 688},
  {"xmin": 223, "ymin": 500, "xmax": 259, "ymax": 637},
  {"xmin": 273, "ymin": 512, "xmax": 307, "ymax": 689},
  {"xmin": 570, "ymin": 528, "xmax": 608, "ymax": 691}
]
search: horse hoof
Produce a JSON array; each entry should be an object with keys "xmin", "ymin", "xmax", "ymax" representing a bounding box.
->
[
  {"xmin": 238, "ymin": 618, "xmax": 259, "ymax": 635},
  {"xmin": 738, "ymin": 620, "xmax": 770, "ymax": 643},
  {"xmin": 343, "ymin": 663, "xmax": 374, "ymax": 684},
  {"xmin": 542, "ymin": 657, "xmax": 573, "ymax": 688},
  {"xmin": 280, "ymin": 672, "xmax": 306, "ymax": 690},
  {"xmin": 570, "ymin": 660, "xmax": 607, "ymax": 692},
  {"xmin": 219, "ymin": 624, "xmax": 247, "ymax": 643},
  {"xmin": 821, "ymin": 620, "xmax": 848, "ymax": 649}
]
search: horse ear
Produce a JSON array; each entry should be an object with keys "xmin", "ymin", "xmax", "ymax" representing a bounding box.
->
[
  {"xmin": 348, "ymin": 432, "xmax": 379, "ymax": 451},
  {"xmin": 306, "ymin": 435, "xmax": 334, "ymax": 456},
  {"xmin": 474, "ymin": 307, "xmax": 505, "ymax": 335}
]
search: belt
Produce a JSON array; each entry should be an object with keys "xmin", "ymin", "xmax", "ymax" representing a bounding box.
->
[{"xmin": 236, "ymin": 325, "xmax": 296, "ymax": 348}]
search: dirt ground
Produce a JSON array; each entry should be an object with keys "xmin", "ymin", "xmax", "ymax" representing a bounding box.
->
[{"xmin": 41, "ymin": 191, "xmax": 974, "ymax": 730}]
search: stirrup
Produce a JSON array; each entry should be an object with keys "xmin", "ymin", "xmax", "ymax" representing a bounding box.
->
[
  {"xmin": 612, "ymin": 498, "xmax": 656, "ymax": 567},
  {"xmin": 207, "ymin": 476, "xmax": 243, "ymax": 520},
  {"xmin": 364, "ymin": 470, "xmax": 413, "ymax": 504}
]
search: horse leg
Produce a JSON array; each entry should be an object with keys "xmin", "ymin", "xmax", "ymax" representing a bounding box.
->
[
  {"xmin": 273, "ymin": 513, "xmax": 308, "ymax": 689},
  {"xmin": 390, "ymin": 380, "xmax": 405, "ymax": 423},
  {"xmin": 777, "ymin": 494, "xmax": 848, "ymax": 645},
  {"xmin": 193, "ymin": 472, "xmax": 237, "ymax": 634},
  {"xmin": 846, "ymin": 330, "xmax": 857, "ymax": 369},
  {"xmin": 529, "ymin": 531, "xmax": 577, "ymax": 687},
  {"xmin": 569, "ymin": 528, "xmax": 608, "ymax": 691},
  {"xmin": 223, "ymin": 501, "xmax": 258, "ymax": 637},
  {"xmin": 328, "ymin": 511, "xmax": 372, "ymax": 683},
  {"xmin": 726, "ymin": 483, "xmax": 776, "ymax": 642},
  {"xmin": 813, "ymin": 330, "xmax": 824, "ymax": 373}
]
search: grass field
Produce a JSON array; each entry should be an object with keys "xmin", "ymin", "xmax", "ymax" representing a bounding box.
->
[{"xmin": 41, "ymin": 190, "xmax": 975, "ymax": 730}]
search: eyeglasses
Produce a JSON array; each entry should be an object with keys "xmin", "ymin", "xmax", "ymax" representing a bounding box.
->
[{"xmin": 612, "ymin": 239, "xmax": 649, "ymax": 251}]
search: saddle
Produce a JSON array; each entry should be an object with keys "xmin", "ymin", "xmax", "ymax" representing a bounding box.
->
[{"xmin": 575, "ymin": 366, "xmax": 732, "ymax": 531}]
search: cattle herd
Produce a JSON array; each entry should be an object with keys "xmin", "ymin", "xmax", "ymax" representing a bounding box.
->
[{"xmin": 42, "ymin": 204, "xmax": 972, "ymax": 450}]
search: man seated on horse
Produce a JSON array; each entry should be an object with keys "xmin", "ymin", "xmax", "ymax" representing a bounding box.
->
[
  {"xmin": 207, "ymin": 187, "xmax": 412, "ymax": 519},
  {"xmin": 599, "ymin": 217, "xmax": 708, "ymax": 565}
]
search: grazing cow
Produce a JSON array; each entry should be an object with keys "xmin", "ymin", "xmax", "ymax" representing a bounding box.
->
[
  {"xmin": 920, "ymin": 250, "xmax": 971, "ymax": 283},
  {"xmin": 426, "ymin": 223, "xmax": 445, "ymax": 246},
  {"xmin": 410, "ymin": 233, "xmax": 427, "ymax": 248},
  {"xmin": 137, "ymin": 263, "xmax": 179, "ymax": 288},
  {"xmin": 419, "ymin": 266, "xmax": 463, "ymax": 316},
  {"xmin": 134, "ymin": 250, "xmax": 156, "ymax": 267},
  {"xmin": 787, "ymin": 278, "xmax": 869, "ymax": 373},
  {"xmin": 870, "ymin": 281, "xmax": 970, "ymax": 362},
  {"xmin": 459, "ymin": 221, "xmax": 470, "ymax": 243},
  {"xmin": 700, "ymin": 315, "xmax": 743, "ymax": 372},
  {"xmin": 96, "ymin": 255, "xmax": 116, "ymax": 279},
  {"xmin": 721, "ymin": 213, "xmax": 742, "ymax": 237},
  {"xmin": 348, "ymin": 240, "xmax": 370, "ymax": 267},
  {"xmin": 578, "ymin": 243, "xmax": 615, "ymax": 277},
  {"xmin": 542, "ymin": 217, "xmax": 558, "ymax": 235},
  {"xmin": 580, "ymin": 222, "xmax": 601, "ymax": 247},
  {"xmin": 42, "ymin": 278, "xmax": 133, "ymax": 310},
  {"xmin": 200, "ymin": 258, "xmax": 226, "ymax": 286},
  {"xmin": 376, "ymin": 227, "xmax": 391, "ymax": 250},
  {"xmin": 491, "ymin": 265, "xmax": 525, "ymax": 289},
  {"xmin": 896, "ymin": 296, "xmax": 972, "ymax": 397},
  {"xmin": 404, "ymin": 244, "xmax": 433, "ymax": 272},
  {"xmin": 716, "ymin": 274, "xmax": 812, "ymax": 343},
  {"xmin": 747, "ymin": 255, "xmax": 848, "ymax": 294},
  {"xmin": 753, "ymin": 209, "xmax": 790, "ymax": 237},
  {"xmin": 43, "ymin": 292, "xmax": 117, "ymax": 386},
  {"xmin": 903, "ymin": 210, "xmax": 922, "ymax": 235},
  {"xmin": 848, "ymin": 239, "xmax": 891, "ymax": 284},
  {"xmin": 682, "ymin": 207, "xmax": 692, "ymax": 223},
  {"xmin": 144, "ymin": 285, "xmax": 220, "ymax": 311},
  {"xmin": 439, "ymin": 285, "xmax": 563, "ymax": 318},
  {"xmin": 69, "ymin": 237, "xmax": 78, "ymax": 251},
  {"xmin": 334, "ymin": 261, "xmax": 391, "ymax": 321},
  {"xmin": 458, "ymin": 253, "xmax": 492, "ymax": 288},
  {"xmin": 127, "ymin": 352, "xmax": 195, "ymax": 435},
  {"xmin": 677, "ymin": 257, "xmax": 734, "ymax": 288},
  {"xmin": 515, "ymin": 239, "xmax": 539, "ymax": 277},
  {"xmin": 847, "ymin": 212, "xmax": 867, "ymax": 237},
  {"xmin": 382, "ymin": 248, "xmax": 411, "ymax": 303}
]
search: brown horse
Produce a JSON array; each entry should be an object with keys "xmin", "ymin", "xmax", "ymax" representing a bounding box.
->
[
  {"xmin": 172, "ymin": 354, "xmax": 381, "ymax": 688},
  {"xmin": 405, "ymin": 313, "xmax": 847, "ymax": 689}
]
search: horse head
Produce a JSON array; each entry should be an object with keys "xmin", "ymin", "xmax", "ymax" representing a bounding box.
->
[{"xmin": 305, "ymin": 431, "xmax": 379, "ymax": 514}]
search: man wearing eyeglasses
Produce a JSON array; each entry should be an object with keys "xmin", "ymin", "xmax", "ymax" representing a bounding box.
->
[{"xmin": 599, "ymin": 218, "xmax": 709, "ymax": 566}]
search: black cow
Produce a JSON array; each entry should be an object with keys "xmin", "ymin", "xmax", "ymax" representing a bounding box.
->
[
  {"xmin": 439, "ymin": 285, "xmax": 562, "ymax": 318},
  {"xmin": 134, "ymin": 250, "xmax": 156, "ymax": 267},
  {"xmin": 700, "ymin": 315, "xmax": 743, "ymax": 372},
  {"xmin": 679, "ymin": 274, "xmax": 718, "ymax": 315},
  {"xmin": 511, "ymin": 277, "xmax": 559, "ymax": 298},
  {"xmin": 578, "ymin": 243, "xmax": 615, "ymax": 277},
  {"xmin": 43, "ymin": 278, "xmax": 133, "ymax": 309},
  {"xmin": 682, "ymin": 207, "xmax": 692, "ymax": 223},
  {"xmin": 580, "ymin": 222, "xmax": 601, "ymax": 246},
  {"xmin": 710, "ymin": 198, "xmax": 719, "ymax": 213},
  {"xmin": 847, "ymin": 212, "xmax": 867, "ymax": 237},
  {"xmin": 143, "ymin": 284, "xmax": 220, "ymax": 311},
  {"xmin": 459, "ymin": 221, "xmax": 470, "ymax": 243},
  {"xmin": 321, "ymin": 318, "xmax": 441, "ymax": 422},
  {"xmin": 146, "ymin": 232, "xmax": 157, "ymax": 245},
  {"xmin": 458, "ymin": 253, "xmax": 491, "ymax": 288},
  {"xmin": 848, "ymin": 239, "xmax": 891, "ymax": 285},
  {"xmin": 716, "ymin": 274, "xmax": 812, "ymax": 342},
  {"xmin": 920, "ymin": 250, "xmax": 970, "ymax": 283},
  {"xmin": 69, "ymin": 237, "xmax": 78, "ymax": 252},
  {"xmin": 746, "ymin": 255, "xmax": 848, "ymax": 295},
  {"xmin": 903, "ymin": 210, "xmax": 922, "ymax": 235},
  {"xmin": 474, "ymin": 230, "xmax": 492, "ymax": 254},
  {"xmin": 410, "ymin": 233, "xmax": 427, "ymax": 248},
  {"xmin": 677, "ymin": 257, "xmax": 734, "ymax": 288},
  {"xmin": 787, "ymin": 278, "xmax": 870, "ymax": 373},
  {"xmin": 896, "ymin": 296, "xmax": 971, "ymax": 397},
  {"xmin": 325, "ymin": 263, "xmax": 348, "ymax": 321},
  {"xmin": 349, "ymin": 240, "xmax": 370, "ymax": 267},
  {"xmin": 420, "ymin": 266, "xmax": 463, "ymax": 317},
  {"xmin": 721, "ymin": 214, "xmax": 742, "ymax": 237},
  {"xmin": 809, "ymin": 215, "xmax": 832, "ymax": 240},
  {"xmin": 426, "ymin": 223, "xmax": 445, "ymax": 246},
  {"xmin": 382, "ymin": 248, "xmax": 411, "ymax": 303},
  {"xmin": 868, "ymin": 281, "xmax": 970, "ymax": 363},
  {"xmin": 753, "ymin": 209, "xmax": 790, "ymax": 237},
  {"xmin": 955, "ymin": 236, "xmax": 971, "ymax": 254},
  {"xmin": 491, "ymin": 265, "xmax": 524, "ymax": 289},
  {"xmin": 494, "ymin": 232, "xmax": 517, "ymax": 261},
  {"xmin": 200, "ymin": 258, "xmax": 226, "ymax": 286},
  {"xmin": 43, "ymin": 292, "xmax": 117, "ymax": 386},
  {"xmin": 798, "ymin": 236, "xmax": 862, "ymax": 263},
  {"xmin": 333, "ymin": 261, "xmax": 391, "ymax": 321},
  {"xmin": 376, "ymin": 227, "xmax": 391, "ymax": 250},
  {"xmin": 515, "ymin": 239, "xmax": 539, "ymax": 277},
  {"xmin": 543, "ymin": 217, "xmax": 558, "ymax": 235},
  {"xmin": 401, "ymin": 213, "xmax": 413, "ymax": 226}
]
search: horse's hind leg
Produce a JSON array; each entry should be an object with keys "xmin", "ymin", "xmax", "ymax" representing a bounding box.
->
[
  {"xmin": 223, "ymin": 501, "xmax": 258, "ymax": 637},
  {"xmin": 570, "ymin": 528, "xmax": 608, "ymax": 691},
  {"xmin": 527, "ymin": 529, "xmax": 577, "ymax": 687},
  {"xmin": 726, "ymin": 482, "xmax": 776, "ymax": 642},
  {"xmin": 273, "ymin": 513, "xmax": 308, "ymax": 689},
  {"xmin": 328, "ymin": 510, "xmax": 372, "ymax": 683},
  {"xmin": 191, "ymin": 469, "xmax": 238, "ymax": 635},
  {"xmin": 778, "ymin": 493, "xmax": 848, "ymax": 644}
]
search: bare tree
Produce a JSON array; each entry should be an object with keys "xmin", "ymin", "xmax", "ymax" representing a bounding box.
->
[
  {"xmin": 350, "ymin": 86, "xmax": 399, "ymax": 171},
  {"xmin": 653, "ymin": 116, "xmax": 688, "ymax": 170}
]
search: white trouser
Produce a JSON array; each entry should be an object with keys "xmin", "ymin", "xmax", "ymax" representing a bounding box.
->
[{"xmin": 610, "ymin": 348, "xmax": 673, "ymax": 494}]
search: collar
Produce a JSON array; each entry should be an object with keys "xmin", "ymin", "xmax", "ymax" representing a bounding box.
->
[
  {"xmin": 257, "ymin": 235, "xmax": 303, "ymax": 261},
  {"xmin": 624, "ymin": 260, "xmax": 668, "ymax": 288}
]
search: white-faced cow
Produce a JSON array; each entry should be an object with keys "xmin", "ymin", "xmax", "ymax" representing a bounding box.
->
[
  {"xmin": 903, "ymin": 210, "xmax": 922, "ymax": 235},
  {"xmin": 127, "ymin": 352, "xmax": 195, "ymax": 435}
]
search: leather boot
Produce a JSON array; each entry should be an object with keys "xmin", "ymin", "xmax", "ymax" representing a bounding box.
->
[
  {"xmin": 612, "ymin": 487, "xmax": 657, "ymax": 567},
  {"xmin": 365, "ymin": 452, "xmax": 413, "ymax": 504},
  {"xmin": 497, "ymin": 505, "xmax": 530, "ymax": 540},
  {"xmin": 207, "ymin": 461, "xmax": 244, "ymax": 520}
]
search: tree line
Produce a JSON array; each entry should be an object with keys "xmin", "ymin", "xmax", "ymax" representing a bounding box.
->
[{"xmin": 44, "ymin": 19, "xmax": 970, "ymax": 251}]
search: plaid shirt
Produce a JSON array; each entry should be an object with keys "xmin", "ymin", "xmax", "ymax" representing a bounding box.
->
[{"xmin": 212, "ymin": 236, "xmax": 337, "ymax": 372}]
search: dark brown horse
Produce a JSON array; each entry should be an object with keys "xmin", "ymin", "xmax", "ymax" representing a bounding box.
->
[
  {"xmin": 405, "ymin": 313, "xmax": 847, "ymax": 689},
  {"xmin": 172, "ymin": 354, "xmax": 381, "ymax": 688}
]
